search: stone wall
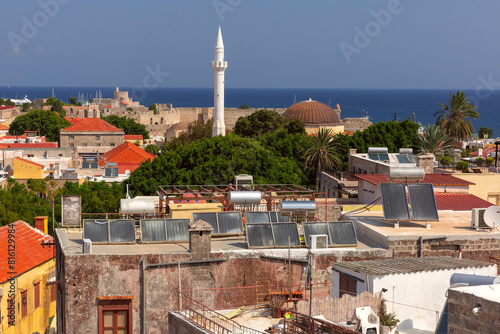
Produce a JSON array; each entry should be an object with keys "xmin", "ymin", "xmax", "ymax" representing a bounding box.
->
[
  {"xmin": 342, "ymin": 117, "xmax": 373, "ymax": 133},
  {"xmin": 168, "ymin": 312, "xmax": 210, "ymax": 334},
  {"xmin": 60, "ymin": 132, "xmax": 125, "ymax": 148},
  {"xmin": 448, "ymin": 287, "xmax": 500, "ymax": 334}
]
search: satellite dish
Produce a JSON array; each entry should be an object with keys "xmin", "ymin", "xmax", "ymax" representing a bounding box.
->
[
  {"xmin": 483, "ymin": 206, "xmax": 500, "ymax": 228},
  {"xmin": 125, "ymin": 169, "xmax": 131, "ymax": 175}
]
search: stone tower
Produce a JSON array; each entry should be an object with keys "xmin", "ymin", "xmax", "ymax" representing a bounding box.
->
[{"xmin": 211, "ymin": 26, "xmax": 228, "ymax": 137}]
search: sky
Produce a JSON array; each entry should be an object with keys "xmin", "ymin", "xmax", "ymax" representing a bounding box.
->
[{"xmin": 2, "ymin": 0, "xmax": 500, "ymax": 89}]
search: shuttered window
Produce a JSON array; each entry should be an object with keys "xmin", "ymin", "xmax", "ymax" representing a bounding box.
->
[
  {"xmin": 21, "ymin": 290, "xmax": 28, "ymax": 318},
  {"xmin": 34, "ymin": 282, "xmax": 40, "ymax": 309},
  {"xmin": 339, "ymin": 272, "xmax": 357, "ymax": 298}
]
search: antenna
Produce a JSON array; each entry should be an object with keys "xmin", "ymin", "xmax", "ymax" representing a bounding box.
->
[
  {"xmin": 293, "ymin": 94, "xmax": 296, "ymax": 104},
  {"xmin": 483, "ymin": 206, "xmax": 500, "ymax": 230}
]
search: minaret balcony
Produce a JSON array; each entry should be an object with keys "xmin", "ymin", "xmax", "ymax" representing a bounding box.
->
[{"xmin": 211, "ymin": 61, "xmax": 228, "ymax": 70}]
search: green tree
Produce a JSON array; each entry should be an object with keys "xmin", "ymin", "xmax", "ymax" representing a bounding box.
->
[
  {"xmin": 439, "ymin": 156, "xmax": 453, "ymax": 167},
  {"xmin": 101, "ymin": 115, "xmax": 150, "ymax": 139},
  {"xmin": 303, "ymin": 128, "xmax": 342, "ymax": 192},
  {"xmin": 417, "ymin": 124, "xmax": 453, "ymax": 158},
  {"xmin": 234, "ymin": 110, "xmax": 293, "ymax": 137},
  {"xmin": 478, "ymin": 127, "xmax": 493, "ymax": 139},
  {"xmin": 0, "ymin": 98, "xmax": 16, "ymax": 106},
  {"xmin": 166, "ymin": 118, "xmax": 214, "ymax": 150},
  {"xmin": 9, "ymin": 109, "xmax": 71, "ymax": 142},
  {"xmin": 144, "ymin": 144, "xmax": 160, "ymax": 156},
  {"xmin": 434, "ymin": 91, "xmax": 479, "ymax": 141},
  {"xmin": 44, "ymin": 97, "xmax": 66, "ymax": 116},
  {"xmin": 239, "ymin": 104, "xmax": 249, "ymax": 109},
  {"xmin": 68, "ymin": 97, "xmax": 77, "ymax": 105},
  {"xmin": 127, "ymin": 133, "xmax": 306, "ymax": 196},
  {"xmin": 149, "ymin": 104, "xmax": 157, "ymax": 114},
  {"xmin": 486, "ymin": 157, "xmax": 494, "ymax": 166},
  {"xmin": 456, "ymin": 161, "xmax": 469, "ymax": 172},
  {"xmin": 475, "ymin": 157, "xmax": 484, "ymax": 166}
]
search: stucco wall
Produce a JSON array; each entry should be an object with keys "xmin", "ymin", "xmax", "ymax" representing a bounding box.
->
[
  {"xmin": 332, "ymin": 264, "xmax": 497, "ymax": 331},
  {"xmin": 453, "ymin": 173, "xmax": 500, "ymax": 204}
]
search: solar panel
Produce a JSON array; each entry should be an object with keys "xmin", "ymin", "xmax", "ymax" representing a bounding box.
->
[
  {"xmin": 109, "ymin": 219, "xmax": 136, "ymax": 243},
  {"xmin": 104, "ymin": 168, "xmax": 112, "ymax": 177},
  {"xmin": 140, "ymin": 219, "xmax": 167, "ymax": 242},
  {"xmin": 368, "ymin": 153, "xmax": 380, "ymax": 161},
  {"xmin": 112, "ymin": 167, "xmax": 119, "ymax": 177},
  {"xmin": 408, "ymin": 184, "xmax": 439, "ymax": 221},
  {"xmin": 193, "ymin": 212, "xmax": 219, "ymax": 233},
  {"xmin": 82, "ymin": 162, "xmax": 90, "ymax": 169},
  {"xmin": 217, "ymin": 212, "xmax": 243, "ymax": 235},
  {"xmin": 165, "ymin": 219, "xmax": 190, "ymax": 242},
  {"xmin": 272, "ymin": 223, "xmax": 301, "ymax": 247},
  {"xmin": 83, "ymin": 219, "xmax": 109, "ymax": 243},
  {"xmin": 378, "ymin": 153, "xmax": 390, "ymax": 161},
  {"xmin": 246, "ymin": 211, "xmax": 271, "ymax": 224},
  {"xmin": 380, "ymin": 183, "xmax": 411, "ymax": 221},
  {"xmin": 91, "ymin": 162, "xmax": 99, "ymax": 169},
  {"xmin": 269, "ymin": 212, "xmax": 292, "ymax": 223},
  {"xmin": 328, "ymin": 222, "xmax": 358, "ymax": 246},
  {"xmin": 396, "ymin": 155, "xmax": 412, "ymax": 164},
  {"xmin": 303, "ymin": 222, "xmax": 330, "ymax": 246},
  {"xmin": 246, "ymin": 223, "xmax": 274, "ymax": 248}
]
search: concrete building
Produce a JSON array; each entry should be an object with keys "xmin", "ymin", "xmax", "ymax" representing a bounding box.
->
[
  {"xmin": 12, "ymin": 156, "xmax": 45, "ymax": 179},
  {"xmin": 331, "ymin": 257, "xmax": 497, "ymax": 331},
  {"xmin": 0, "ymin": 220, "xmax": 56, "ymax": 333},
  {"xmin": 124, "ymin": 134, "xmax": 144, "ymax": 147},
  {"xmin": 211, "ymin": 26, "xmax": 228, "ymax": 137}
]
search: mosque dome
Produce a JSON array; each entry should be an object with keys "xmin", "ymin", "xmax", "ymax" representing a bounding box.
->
[
  {"xmin": 169, "ymin": 122, "xmax": 188, "ymax": 131},
  {"xmin": 283, "ymin": 98, "xmax": 341, "ymax": 126}
]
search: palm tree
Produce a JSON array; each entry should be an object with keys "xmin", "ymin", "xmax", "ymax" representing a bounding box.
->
[
  {"xmin": 303, "ymin": 128, "xmax": 342, "ymax": 192},
  {"xmin": 417, "ymin": 124, "xmax": 453, "ymax": 158},
  {"xmin": 434, "ymin": 91, "xmax": 479, "ymax": 141}
]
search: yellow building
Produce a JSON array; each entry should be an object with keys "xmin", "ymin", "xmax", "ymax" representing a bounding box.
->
[
  {"xmin": 0, "ymin": 220, "xmax": 56, "ymax": 333},
  {"xmin": 12, "ymin": 157, "xmax": 45, "ymax": 179},
  {"xmin": 453, "ymin": 173, "xmax": 500, "ymax": 205}
]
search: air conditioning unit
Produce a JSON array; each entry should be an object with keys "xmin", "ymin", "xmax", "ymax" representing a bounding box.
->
[
  {"xmin": 471, "ymin": 208, "xmax": 489, "ymax": 229},
  {"xmin": 82, "ymin": 239, "xmax": 92, "ymax": 254},
  {"xmin": 309, "ymin": 234, "xmax": 328, "ymax": 249}
]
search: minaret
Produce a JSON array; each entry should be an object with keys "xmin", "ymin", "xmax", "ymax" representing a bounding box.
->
[{"xmin": 211, "ymin": 26, "xmax": 228, "ymax": 136}]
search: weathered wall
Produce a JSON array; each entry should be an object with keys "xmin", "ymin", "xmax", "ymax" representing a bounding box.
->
[
  {"xmin": 342, "ymin": 117, "xmax": 373, "ymax": 133},
  {"xmin": 448, "ymin": 286, "xmax": 500, "ymax": 334},
  {"xmin": 168, "ymin": 312, "xmax": 210, "ymax": 334}
]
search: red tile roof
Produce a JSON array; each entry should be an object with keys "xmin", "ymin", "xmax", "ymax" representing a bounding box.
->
[
  {"xmin": 61, "ymin": 118, "xmax": 123, "ymax": 133},
  {"xmin": 355, "ymin": 174, "xmax": 475, "ymax": 186},
  {"xmin": 9, "ymin": 143, "xmax": 58, "ymax": 149},
  {"xmin": 0, "ymin": 106, "xmax": 16, "ymax": 111},
  {"xmin": 14, "ymin": 156, "xmax": 45, "ymax": 168},
  {"xmin": 63, "ymin": 106, "xmax": 85, "ymax": 110},
  {"xmin": 99, "ymin": 141, "xmax": 155, "ymax": 173},
  {"xmin": 435, "ymin": 193, "xmax": 494, "ymax": 211},
  {"xmin": 469, "ymin": 147, "xmax": 497, "ymax": 157},
  {"xmin": 105, "ymin": 105, "xmax": 112, "ymax": 108},
  {"xmin": 0, "ymin": 221, "xmax": 53, "ymax": 283},
  {"xmin": 124, "ymin": 135, "xmax": 143, "ymax": 140},
  {"xmin": 67, "ymin": 117, "xmax": 81, "ymax": 124},
  {"xmin": 0, "ymin": 124, "xmax": 9, "ymax": 130}
]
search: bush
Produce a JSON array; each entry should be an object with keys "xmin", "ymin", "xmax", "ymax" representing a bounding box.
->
[
  {"xmin": 486, "ymin": 157, "xmax": 494, "ymax": 166},
  {"xmin": 239, "ymin": 104, "xmax": 249, "ymax": 109},
  {"xmin": 456, "ymin": 161, "xmax": 469, "ymax": 172},
  {"xmin": 378, "ymin": 299, "xmax": 399, "ymax": 329},
  {"xmin": 475, "ymin": 157, "xmax": 484, "ymax": 166},
  {"xmin": 440, "ymin": 156, "xmax": 453, "ymax": 166}
]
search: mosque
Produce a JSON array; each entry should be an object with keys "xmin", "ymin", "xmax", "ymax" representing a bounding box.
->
[{"xmin": 282, "ymin": 98, "xmax": 344, "ymax": 135}]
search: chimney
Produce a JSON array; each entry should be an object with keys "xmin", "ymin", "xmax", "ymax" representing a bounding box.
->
[
  {"xmin": 416, "ymin": 154, "xmax": 434, "ymax": 175},
  {"xmin": 189, "ymin": 219, "xmax": 213, "ymax": 260},
  {"xmin": 34, "ymin": 216, "xmax": 48, "ymax": 234}
]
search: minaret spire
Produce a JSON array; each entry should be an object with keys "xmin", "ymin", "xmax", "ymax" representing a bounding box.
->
[{"xmin": 211, "ymin": 26, "xmax": 228, "ymax": 137}]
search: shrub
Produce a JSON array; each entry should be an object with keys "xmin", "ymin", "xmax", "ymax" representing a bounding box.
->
[
  {"xmin": 378, "ymin": 299, "xmax": 399, "ymax": 329},
  {"xmin": 456, "ymin": 161, "xmax": 469, "ymax": 172},
  {"xmin": 486, "ymin": 157, "xmax": 494, "ymax": 166},
  {"xmin": 239, "ymin": 104, "xmax": 249, "ymax": 109},
  {"xmin": 475, "ymin": 157, "xmax": 484, "ymax": 166},
  {"xmin": 440, "ymin": 156, "xmax": 453, "ymax": 166}
]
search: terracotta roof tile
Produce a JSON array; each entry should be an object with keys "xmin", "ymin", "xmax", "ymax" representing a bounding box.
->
[
  {"xmin": 435, "ymin": 193, "xmax": 494, "ymax": 211},
  {"xmin": 355, "ymin": 174, "xmax": 475, "ymax": 186},
  {"xmin": 99, "ymin": 142, "xmax": 155, "ymax": 173},
  {"xmin": 470, "ymin": 147, "xmax": 497, "ymax": 157},
  {"xmin": 0, "ymin": 221, "xmax": 53, "ymax": 283},
  {"xmin": 61, "ymin": 118, "xmax": 124, "ymax": 133},
  {"xmin": 0, "ymin": 124, "xmax": 9, "ymax": 130},
  {"xmin": 14, "ymin": 156, "xmax": 45, "ymax": 168},
  {"xmin": 124, "ymin": 135, "xmax": 143, "ymax": 140},
  {"xmin": 9, "ymin": 143, "xmax": 58, "ymax": 149}
]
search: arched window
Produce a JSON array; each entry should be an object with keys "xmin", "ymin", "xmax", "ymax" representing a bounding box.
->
[
  {"xmin": 150, "ymin": 118, "xmax": 153, "ymax": 125},
  {"xmin": 160, "ymin": 117, "xmax": 164, "ymax": 124}
]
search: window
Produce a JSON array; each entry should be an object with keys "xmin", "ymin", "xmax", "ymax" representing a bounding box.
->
[
  {"xmin": 111, "ymin": 143, "xmax": 115, "ymax": 147},
  {"xmin": 98, "ymin": 299, "xmax": 132, "ymax": 334},
  {"xmin": 97, "ymin": 143, "xmax": 101, "ymax": 147},
  {"xmin": 69, "ymin": 144, "xmax": 74, "ymax": 149},
  {"xmin": 27, "ymin": 154, "xmax": 34, "ymax": 158},
  {"xmin": 34, "ymin": 282, "xmax": 40, "ymax": 309},
  {"xmin": 96, "ymin": 135, "xmax": 101, "ymax": 140},
  {"xmin": 21, "ymin": 290, "xmax": 27, "ymax": 318},
  {"xmin": 69, "ymin": 135, "xmax": 75, "ymax": 140},
  {"xmin": 59, "ymin": 154, "xmax": 63, "ymax": 157},
  {"xmin": 339, "ymin": 272, "xmax": 357, "ymax": 298},
  {"xmin": 83, "ymin": 143, "xmax": 88, "ymax": 147}
]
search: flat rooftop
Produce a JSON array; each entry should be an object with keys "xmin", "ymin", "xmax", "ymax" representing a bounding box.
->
[{"xmin": 56, "ymin": 210, "xmax": 500, "ymax": 257}]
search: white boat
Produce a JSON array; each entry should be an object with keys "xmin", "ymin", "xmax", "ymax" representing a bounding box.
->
[{"xmin": 9, "ymin": 95, "xmax": 31, "ymax": 105}]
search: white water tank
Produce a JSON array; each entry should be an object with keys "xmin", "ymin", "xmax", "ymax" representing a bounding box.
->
[{"xmin": 120, "ymin": 198, "xmax": 155, "ymax": 214}]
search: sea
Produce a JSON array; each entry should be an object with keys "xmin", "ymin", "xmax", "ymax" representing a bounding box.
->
[{"xmin": 2, "ymin": 86, "xmax": 500, "ymax": 137}]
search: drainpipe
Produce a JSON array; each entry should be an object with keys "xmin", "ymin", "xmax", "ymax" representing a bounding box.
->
[{"xmin": 140, "ymin": 258, "xmax": 227, "ymax": 334}]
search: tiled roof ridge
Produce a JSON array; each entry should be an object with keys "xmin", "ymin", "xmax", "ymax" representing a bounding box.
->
[{"xmin": 14, "ymin": 156, "xmax": 45, "ymax": 168}]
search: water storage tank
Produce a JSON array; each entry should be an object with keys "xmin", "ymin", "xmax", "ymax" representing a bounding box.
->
[
  {"xmin": 450, "ymin": 273, "xmax": 500, "ymax": 286},
  {"xmin": 388, "ymin": 167, "xmax": 425, "ymax": 181},
  {"xmin": 368, "ymin": 147, "xmax": 389, "ymax": 154},
  {"xmin": 228, "ymin": 191, "xmax": 262, "ymax": 205},
  {"xmin": 280, "ymin": 201, "xmax": 317, "ymax": 212},
  {"xmin": 120, "ymin": 198, "xmax": 155, "ymax": 214},
  {"xmin": 399, "ymin": 148, "xmax": 413, "ymax": 155}
]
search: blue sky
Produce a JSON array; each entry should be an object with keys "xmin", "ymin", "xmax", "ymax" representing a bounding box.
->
[{"xmin": 2, "ymin": 0, "xmax": 500, "ymax": 89}]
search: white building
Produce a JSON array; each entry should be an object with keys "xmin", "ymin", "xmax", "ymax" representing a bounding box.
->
[
  {"xmin": 331, "ymin": 257, "xmax": 497, "ymax": 331},
  {"xmin": 211, "ymin": 26, "xmax": 228, "ymax": 137}
]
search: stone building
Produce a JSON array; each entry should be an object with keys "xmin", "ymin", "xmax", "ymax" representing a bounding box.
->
[{"xmin": 283, "ymin": 98, "xmax": 344, "ymax": 135}]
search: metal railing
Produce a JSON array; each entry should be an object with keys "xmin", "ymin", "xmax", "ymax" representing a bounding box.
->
[
  {"xmin": 177, "ymin": 291, "xmax": 265, "ymax": 334},
  {"xmin": 283, "ymin": 308, "xmax": 360, "ymax": 334}
]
